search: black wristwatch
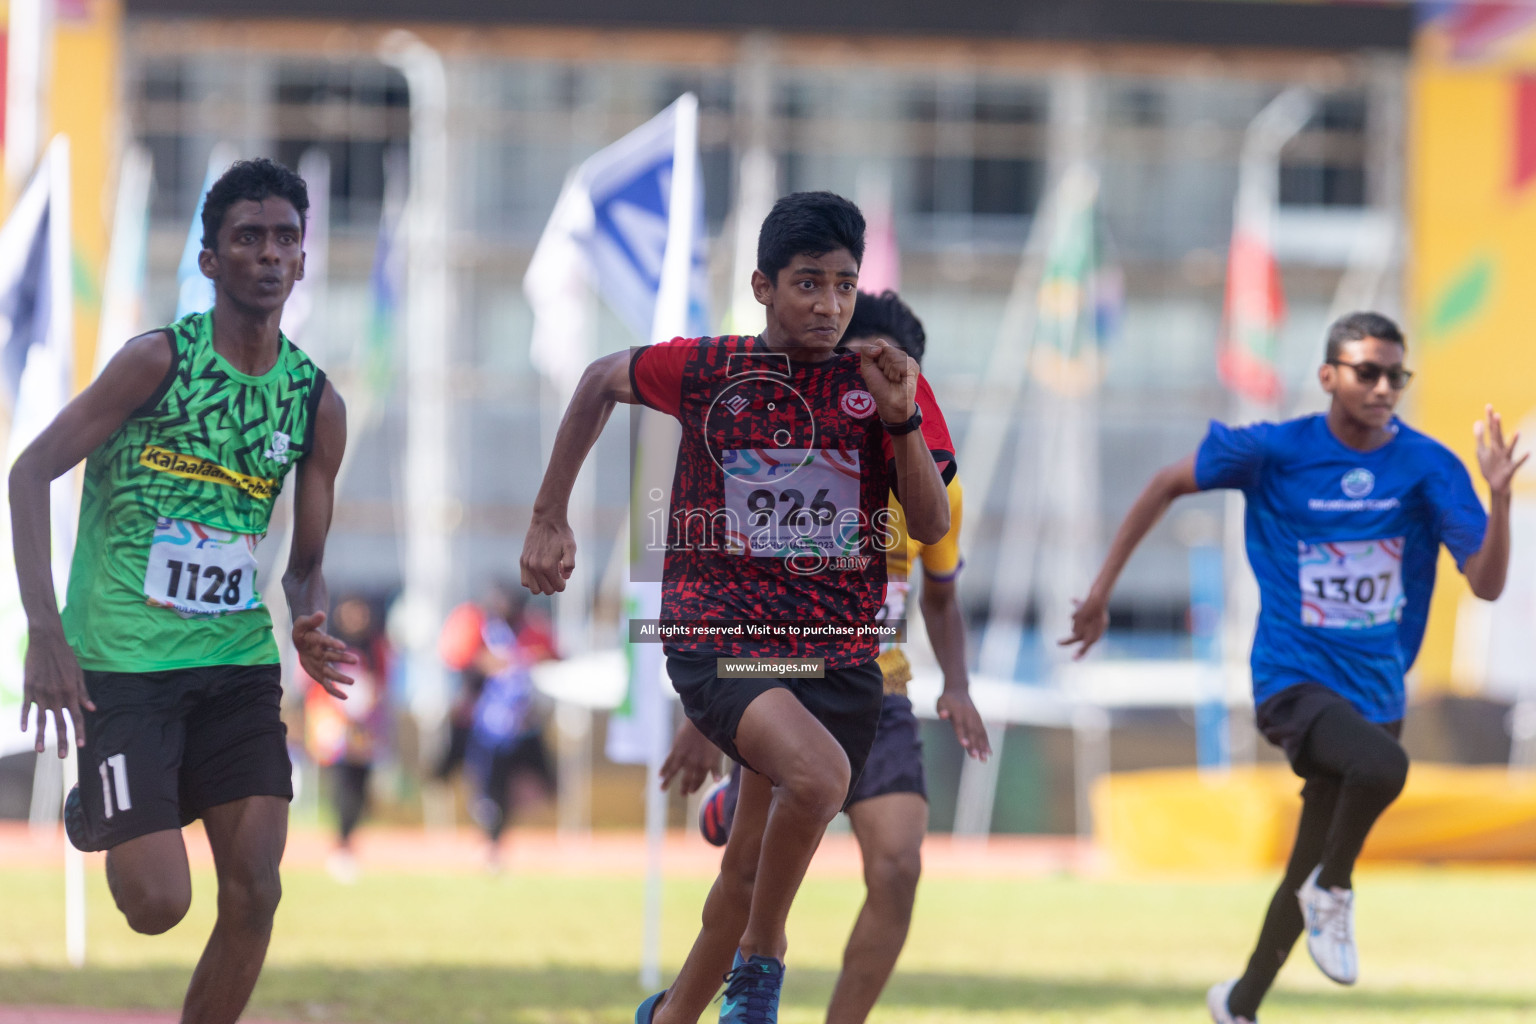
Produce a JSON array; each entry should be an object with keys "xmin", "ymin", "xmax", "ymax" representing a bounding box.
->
[{"xmin": 881, "ymin": 404, "xmax": 923, "ymax": 436}]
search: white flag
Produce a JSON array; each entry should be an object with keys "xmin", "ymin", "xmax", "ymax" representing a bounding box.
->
[
  {"xmin": 282, "ymin": 148, "xmax": 330, "ymax": 350},
  {"xmin": 175, "ymin": 144, "xmax": 237, "ymax": 320}
]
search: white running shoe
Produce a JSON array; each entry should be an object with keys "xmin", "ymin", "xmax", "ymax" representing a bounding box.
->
[
  {"xmin": 1206, "ymin": 980, "xmax": 1256, "ymax": 1024},
  {"xmin": 1297, "ymin": 865, "xmax": 1358, "ymax": 985}
]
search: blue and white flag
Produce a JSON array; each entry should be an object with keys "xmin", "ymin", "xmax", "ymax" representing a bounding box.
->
[
  {"xmin": 0, "ymin": 138, "xmax": 77, "ymax": 757},
  {"xmin": 525, "ymin": 94, "xmax": 708, "ymax": 766},
  {"xmin": 526, "ymin": 93, "xmax": 710, "ymax": 395}
]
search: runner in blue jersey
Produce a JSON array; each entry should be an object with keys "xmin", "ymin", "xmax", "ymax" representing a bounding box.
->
[{"xmin": 1060, "ymin": 313, "xmax": 1524, "ymax": 1024}]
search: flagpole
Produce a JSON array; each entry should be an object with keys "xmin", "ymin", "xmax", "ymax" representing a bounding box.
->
[
  {"xmin": 380, "ymin": 31, "xmax": 456, "ymax": 828},
  {"xmin": 1219, "ymin": 88, "xmax": 1313, "ymax": 765},
  {"xmin": 638, "ymin": 90, "xmax": 699, "ymax": 992}
]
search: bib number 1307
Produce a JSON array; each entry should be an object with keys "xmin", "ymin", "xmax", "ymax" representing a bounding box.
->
[
  {"xmin": 1298, "ymin": 537, "xmax": 1404, "ymax": 629},
  {"xmin": 143, "ymin": 519, "xmax": 261, "ymax": 617}
]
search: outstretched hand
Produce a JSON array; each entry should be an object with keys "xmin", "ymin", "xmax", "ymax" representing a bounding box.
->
[
  {"xmin": 1059, "ymin": 594, "xmax": 1109, "ymax": 661},
  {"xmin": 293, "ymin": 611, "xmax": 358, "ymax": 698},
  {"xmin": 658, "ymin": 719, "xmax": 724, "ymax": 795},
  {"xmin": 20, "ymin": 628, "xmax": 93, "ymax": 758},
  {"xmin": 936, "ymin": 688, "xmax": 991, "ymax": 761},
  {"xmin": 1474, "ymin": 404, "xmax": 1528, "ymax": 497},
  {"xmin": 844, "ymin": 337, "xmax": 918, "ymax": 423}
]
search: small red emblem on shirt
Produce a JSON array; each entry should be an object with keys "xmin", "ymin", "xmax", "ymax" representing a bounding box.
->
[{"xmin": 840, "ymin": 390, "xmax": 876, "ymax": 419}]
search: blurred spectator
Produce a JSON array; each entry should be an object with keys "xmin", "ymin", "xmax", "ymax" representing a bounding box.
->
[
  {"xmin": 302, "ymin": 594, "xmax": 392, "ymax": 883},
  {"xmin": 437, "ymin": 583, "xmax": 557, "ymax": 869}
]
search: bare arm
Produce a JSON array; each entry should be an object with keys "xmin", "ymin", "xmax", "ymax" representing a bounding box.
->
[
  {"xmin": 1059, "ymin": 453, "xmax": 1201, "ymax": 659},
  {"xmin": 845, "ymin": 338, "xmax": 948, "ymax": 543},
  {"xmin": 920, "ymin": 574, "xmax": 990, "ymax": 759},
  {"xmin": 520, "ymin": 351, "xmax": 637, "ymax": 595},
  {"xmin": 1462, "ymin": 405, "xmax": 1527, "ymax": 600},
  {"xmin": 887, "ymin": 426, "xmax": 949, "ymax": 545},
  {"xmin": 11, "ymin": 332, "xmax": 172, "ymax": 755},
  {"xmin": 283, "ymin": 381, "xmax": 356, "ymax": 697}
]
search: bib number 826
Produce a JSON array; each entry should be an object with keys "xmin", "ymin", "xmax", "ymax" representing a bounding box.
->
[{"xmin": 745, "ymin": 487, "xmax": 837, "ymax": 527}]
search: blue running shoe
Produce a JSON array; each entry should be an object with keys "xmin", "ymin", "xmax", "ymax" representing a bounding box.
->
[
  {"xmin": 635, "ymin": 990, "xmax": 666, "ymax": 1023},
  {"xmin": 698, "ymin": 765, "xmax": 741, "ymax": 848},
  {"xmin": 719, "ymin": 951, "xmax": 784, "ymax": 1024},
  {"xmin": 63, "ymin": 784, "xmax": 104, "ymax": 853}
]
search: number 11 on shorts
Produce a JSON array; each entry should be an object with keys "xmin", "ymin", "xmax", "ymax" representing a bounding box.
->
[{"xmin": 99, "ymin": 752, "xmax": 131, "ymax": 819}]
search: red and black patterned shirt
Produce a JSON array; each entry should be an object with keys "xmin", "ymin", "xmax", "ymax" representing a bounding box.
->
[{"xmin": 630, "ymin": 335, "xmax": 957, "ymax": 668}]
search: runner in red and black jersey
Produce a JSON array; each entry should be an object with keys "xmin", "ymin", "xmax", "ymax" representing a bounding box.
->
[{"xmin": 521, "ymin": 192, "xmax": 955, "ymax": 1024}]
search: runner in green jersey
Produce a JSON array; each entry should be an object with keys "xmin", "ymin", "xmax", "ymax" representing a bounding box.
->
[{"xmin": 12, "ymin": 157, "xmax": 352, "ymax": 1024}]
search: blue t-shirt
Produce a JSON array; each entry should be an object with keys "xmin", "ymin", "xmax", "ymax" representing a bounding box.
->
[{"xmin": 1194, "ymin": 415, "xmax": 1487, "ymax": 722}]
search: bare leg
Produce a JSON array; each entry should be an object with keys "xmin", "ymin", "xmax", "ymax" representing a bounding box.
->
[
  {"xmin": 179, "ymin": 795, "xmax": 287, "ymax": 1024},
  {"xmin": 733, "ymin": 689, "xmax": 850, "ymax": 961},
  {"xmin": 655, "ymin": 689, "xmax": 851, "ymax": 1023},
  {"xmin": 826, "ymin": 792, "xmax": 927, "ymax": 1024},
  {"xmin": 105, "ymin": 829, "xmax": 192, "ymax": 935},
  {"xmin": 654, "ymin": 769, "xmax": 773, "ymax": 1024}
]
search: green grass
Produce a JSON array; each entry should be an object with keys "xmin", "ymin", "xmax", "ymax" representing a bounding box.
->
[{"xmin": 3, "ymin": 863, "xmax": 1535, "ymax": 1022}]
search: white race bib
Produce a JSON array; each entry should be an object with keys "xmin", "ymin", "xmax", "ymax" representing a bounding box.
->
[
  {"xmin": 721, "ymin": 448, "xmax": 862, "ymax": 558},
  {"xmin": 1298, "ymin": 537, "xmax": 1404, "ymax": 629},
  {"xmin": 143, "ymin": 518, "xmax": 262, "ymax": 617}
]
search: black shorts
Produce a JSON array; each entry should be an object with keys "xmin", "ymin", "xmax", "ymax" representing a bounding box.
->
[
  {"xmin": 665, "ymin": 650, "xmax": 883, "ymax": 799},
  {"xmin": 847, "ymin": 694, "xmax": 927, "ymax": 807},
  {"xmin": 1256, "ymin": 682, "xmax": 1403, "ymax": 773},
  {"xmin": 77, "ymin": 663, "xmax": 292, "ymax": 850}
]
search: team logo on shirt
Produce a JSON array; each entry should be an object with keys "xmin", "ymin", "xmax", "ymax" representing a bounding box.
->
[
  {"xmin": 264, "ymin": 430, "xmax": 292, "ymax": 465},
  {"xmin": 1341, "ymin": 468, "xmax": 1374, "ymax": 498},
  {"xmin": 723, "ymin": 395, "xmax": 750, "ymax": 417},
  {"xmin": 840, "ymin": 390, "xmax": 876, "ymax": 419}
]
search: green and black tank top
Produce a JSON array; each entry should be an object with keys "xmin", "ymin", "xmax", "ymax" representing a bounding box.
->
[{"xmin": 61, "ymin": 311, "xmax": 327, "ymax": 672}]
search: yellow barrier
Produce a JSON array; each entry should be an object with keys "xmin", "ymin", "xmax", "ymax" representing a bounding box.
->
[{"xmin": 1094, "ymin": 764, "xmax": 1536, "ymax": 874}]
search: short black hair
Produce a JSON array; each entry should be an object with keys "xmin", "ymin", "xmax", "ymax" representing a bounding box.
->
[
  {"xmin": 1325, "ymin": 311, "xmax": 1405, "ymax": 362},
  {"xmin": 843, "ymin": 290, "xmax": 926, "ymax": 362},
  {"xmin": 756, "ymin": 191, "xmax": 865, "ymax": 283},
  {"xmin": 201, "ymin": 157, "xmax": 309, "ymax": 250}
]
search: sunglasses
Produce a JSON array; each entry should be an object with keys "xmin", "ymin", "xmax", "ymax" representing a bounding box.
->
[{"xmin": 1328, "ymin": 360, "xmax": 1414, "ymax": 390}]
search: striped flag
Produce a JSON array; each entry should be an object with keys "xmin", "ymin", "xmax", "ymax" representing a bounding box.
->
[{"xmin": 1219, "ymin": 178, "xmax": 1286, "ymax": 405}]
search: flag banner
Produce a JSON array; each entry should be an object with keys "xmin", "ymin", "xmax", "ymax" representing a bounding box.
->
[
  {"xmin": 854, "ymin": 166, "xmax": 900, "ymax": 296},
  {"xmin": 524, "ymin": 94, "xmax": 708, "ymax": 765},
  {"xmin": 175, "ymin": 144, "xmax": 236, "ymax": 320},
  {"xmin": 527, "ymin": 93, "xmax": 710, "ymax": 367},
  {"xmin": 525, "ymin": 172, "xmax": 596, "ymax": 395},
  {"xmin": 1218, "ymin": 226, "xmax": 1285, "ymax": 404},
  {"xmin": 1218, "ymin": 89, "xmax": 1311, "ymax": 407},
  {"xmin": 93, "ymin": 143, "xmax": 151, "ymax": 378},
  {"xmin": 356, "ymin": 146, "xmax": 405, "ymax": 431},
  {"xmin": 1031, "ymin": 166, "xmax": 1119, "ymax": 398},
  {"xmin": 0, "ymin": 138, "xmax": 75, "ymax": 758},
  {"xmin": 720, "ymin": 146, "xmax": 775, "ymax": 337},
  {"xmin": 281, "ymin": 147, "xmax": 330, "ymax": 350}
]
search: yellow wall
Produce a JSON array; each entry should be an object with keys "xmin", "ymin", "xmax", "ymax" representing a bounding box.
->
[
  {"xmin": 54, "ymin": 0, "xmax": 122, "ymax": 390},
  {"xmin": 1409, "ymin": 23, "xmax": 1536, "ymax": 692}
]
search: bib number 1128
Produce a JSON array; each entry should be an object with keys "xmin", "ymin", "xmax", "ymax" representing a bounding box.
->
[
  {"xmin": 144, "ymin": 518, "xmax": 260, "ymax": 617},
  {"xmin": 163, "ymin": 561, "xmax": 245, "ymax": 606}
]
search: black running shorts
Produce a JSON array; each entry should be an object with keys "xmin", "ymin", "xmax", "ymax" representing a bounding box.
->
[
  {"xmin": 664, "ymin": 649, "xmax": 883, "ymax": 800},
  {"xmin": 846, "ymin": 693, "xmax": 927, "ymax": 807},
  {"xmin": 76, "ymin": 663, "xmax": 292, "ymax": 850},
  {"xmin": 1256, "ymin": 681, "xmax": 1402, "ymax": 771}
]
